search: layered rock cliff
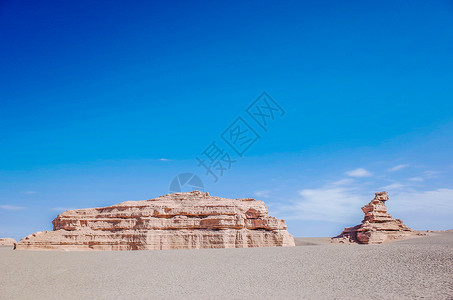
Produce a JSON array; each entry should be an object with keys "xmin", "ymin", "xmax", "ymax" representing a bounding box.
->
[
  {"xmin": 333, "ymin": 191, "xmax": 414, "ymax": 244},
  {"xmin": 16, "ymin": 191, "xmax": 295, "ymax": 250},
  {"xmin": 0, "ymin": 238, "xmax": 17, "ymax": 247}
]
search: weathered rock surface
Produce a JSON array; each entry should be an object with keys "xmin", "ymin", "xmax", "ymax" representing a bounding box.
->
[
  {"xmin": 332, "ymin": 192, "xmax": 415, "ymax": 244},
  {"xmin": 16, "ymin": 191, "xmax": 295, "ymax": 250},
  {"xmin": 0, "ymin": 238, "xmax": 17, "ymax": 247}
]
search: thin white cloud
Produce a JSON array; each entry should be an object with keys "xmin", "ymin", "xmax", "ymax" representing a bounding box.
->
[
  {"xmin": 391, "ymin": 188, "xmax": 453, "ymax": 212},
  {"xmin": 273, "ymin": 168, "xmax": 453, "ymax": 232},
  {"xmin": 388, "ymin": 164, "xmax": 410, "ymax": 172},
  {"xmin": 292, "ymin": 187, "xmax": 365, "ymax": 222},
  {"xmin": 277, "ymin": 184, "xmax": 453, "ymax": 229},
  {"xmin": 254, "ymin": 190, "xmax": 271, "ymax": 198},
  {"xmin": 0, "ymin": 205, "xmax": 27, "ymax": 210},
  {"xmin": 390, "ymin": 188, "xmax": 453, "ymax": 230},
  {"xmin": 332, "ymin": 178, "xmax": 355, "ymax": 186},
  {"xmin": 346, "ymin": 168, "xmax": 372, "ymax": 178},
  {"xmin": 381, "ymin": 183, "xmax": 405, "ymax": 190},
  {"xmin": 424, "ymin": 170, "xmax": 441, "ymax": 177},
  {"xmin": 408, "ymin": 177, "xmax": 424, "ymax": 182},
  {"xmin": 159, "ymin": 158, "xmax": 172, "ymax": 161},
  {"xmin": 51, "ymin": 207, "xmax": 73, "ymax": 212},
  {"xmin": 274, "ymin": 180, "xmax": 367, "ymax": 223}
]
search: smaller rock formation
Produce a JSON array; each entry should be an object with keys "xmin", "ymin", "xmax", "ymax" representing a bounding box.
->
[
  {"xmin": 0, "ymin": 238, "xmax": 17, "ymax": 248},
  {"xmin": 332, "ymin": 192, "xmax": 414, "ymax": 244}
]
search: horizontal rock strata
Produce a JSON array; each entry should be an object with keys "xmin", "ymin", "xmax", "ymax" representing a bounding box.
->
[
  {"xmin": 333, "ymin": 191, "xmax": 414, "ymax": 244},
  {"xmin": 17, "ymin": 191, "xmax": 295, "ymax": 250},
  {"xmin": 0, "ymin": 238, "xmax": 17, "ymax": 247}
]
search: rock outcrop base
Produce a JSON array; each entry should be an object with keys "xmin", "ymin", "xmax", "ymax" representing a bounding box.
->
[
  {"xmin": 16, "ymin": 191, "xmax": 295, "ymax": 250},
  {"xmin": 332, "ymin": 191, "xmax": 414, "ymax": 244},
  {"xmin": 0, "ymin": 238, "xmax": 17, "ymax": 248}
]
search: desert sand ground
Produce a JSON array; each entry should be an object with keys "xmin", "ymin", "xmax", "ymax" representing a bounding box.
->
[{"xmin": 1, "ymin": 233, "xmax": 452, "ymax": 299}]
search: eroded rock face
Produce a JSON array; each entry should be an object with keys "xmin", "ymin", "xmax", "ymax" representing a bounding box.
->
[
  {"xmin": 0, "ymin": 238, "xmax": 17, "ymax": 247},
  {"xmin": 16, "ymin": 191, "xmax": 295, "ymax": 250},
  {"xmin": 333, "ymin": 192, "xmax": 414, "ymax": 244}
]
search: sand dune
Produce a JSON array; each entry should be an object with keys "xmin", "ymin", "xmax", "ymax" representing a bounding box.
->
[{"xmin": 1, "ymin": 233, "xmax": 452, "ymax": 299}]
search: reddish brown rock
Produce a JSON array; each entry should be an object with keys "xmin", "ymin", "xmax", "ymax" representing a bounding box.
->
[
  {"xmin": 16, "ymin": 191, "xmax": 295, "ymax": 250},
  {"xmin": 332, "ymin": 191, "xmax": 414, "ymax": 244},
  {"xmin": 0, "ymin": 238, "xmax": 17, "ymax": 247}
]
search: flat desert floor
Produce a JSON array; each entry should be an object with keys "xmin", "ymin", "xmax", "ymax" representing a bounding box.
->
[{"xmin": 1, "ymin": 233, "xmax": 452, "ymax": 299}]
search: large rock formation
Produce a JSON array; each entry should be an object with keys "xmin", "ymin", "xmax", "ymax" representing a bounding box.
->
[
  {"xmin": 0, "ymin": 238, "xmax": 17, "ymax": 248},
  {"xmin": 333, "ymin": 192, "xmax": 414, "ymax": 244},
  {"xmin": 16, "ymin": 191, "xmax": 295, "ymax": 250}
]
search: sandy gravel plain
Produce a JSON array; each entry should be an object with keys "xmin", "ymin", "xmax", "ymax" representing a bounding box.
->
[{"xmin": 1, "ymin": 233, "xmax": 452, "ymax": 299}]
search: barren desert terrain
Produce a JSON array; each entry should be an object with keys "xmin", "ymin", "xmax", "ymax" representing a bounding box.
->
[{"xmin": 1, "ymin": 233, "xmax": 452, "ymax": 299}]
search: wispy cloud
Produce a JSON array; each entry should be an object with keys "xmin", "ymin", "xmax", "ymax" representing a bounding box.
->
[
  {"xmin": 51, "ymin": 207, "xmax": 74, "ymax": 212},
  {"xmin": 390, "ymin": 189, "xmax": 453, "ymax": 229},
  {"xmin": 281, "ymin": 186, "xmax": 365, "ymax": 223},
  {"xmin": 381, "ymin": 183, "xmax": 405, "ymax": 190},
  {"xmin": 408, "ymin": 177, "xmax": 424, "ymax": 182},
  {"xmin": 254, "ymin": 190, "xmax": 271, "ymax": 198},
  {"xmin": 391, "ymin": 188, "xmax": 453, "ymax": 213},
  {"xmin": 424, "ymin": 170, "xmax": 441, "ymax": 177},
  {"xmin": 274, "ymin": 178, "xmax": 368, "ymax": 223},
  {"xmin": 159, "ymin": 158, "xmax": 173, "ymax": 161},
  {"xmin": 0, "ymin": 205, "xmax": 27, "ymax": 210},
  {"xmin": 23, "ymin": 191, "xmax": 38, "ymax": 194},
  {"xmin": 388, "ymin": 164, "xmax": 410, "ymax": 172},
  {"xmin": 332, "ymin": 178, "xmax": 355, "ymax": 186},
  {"xmin": 346, "ymin": 168, "xmax": 372, "ymax": 178}
]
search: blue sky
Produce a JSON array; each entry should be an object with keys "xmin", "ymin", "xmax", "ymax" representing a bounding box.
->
[{"xmin": 1, "ymin": 0, "xmax": 452, "ymax": 240}]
